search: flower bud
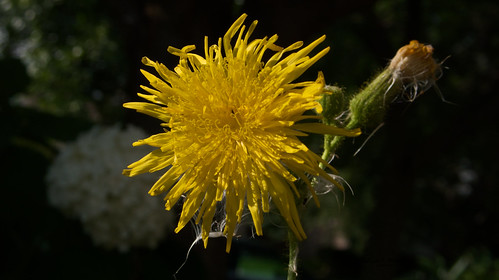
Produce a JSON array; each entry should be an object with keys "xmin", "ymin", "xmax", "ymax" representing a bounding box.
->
[
  {"xmin": 388, "ymin": 40, "xmax": 440, "ymax": 101},
  {"xmin": 389, "ymin": 40, "xmax": 438, "ymax": 84},
  {"xmin": 348, "ymin": 40, "xmax": 441, "ymax": 130},
  {"xmin": 320, "ymin": 85, "xmax": 345, "ymax": 125},
  {"xmin": 323, "ymin": 40, "xmax": 443, "ymax": 156}
]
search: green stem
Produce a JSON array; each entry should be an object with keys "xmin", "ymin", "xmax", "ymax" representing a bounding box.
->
[
  {"xmin": 287, "ymin": 230, "xmax": 299, "ymax": 280},
  {"xmin": 320, "ymin": 127, "xmax": 352, "ymax": 168},
  {"xmin": 321, "ymin": 134, "xmax": 344, "ymax": 163}
]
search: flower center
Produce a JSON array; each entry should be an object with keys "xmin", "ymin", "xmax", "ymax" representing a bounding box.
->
[{"xmin": 227, "ymin": 107, "xmax": 244, "ymax": 130}]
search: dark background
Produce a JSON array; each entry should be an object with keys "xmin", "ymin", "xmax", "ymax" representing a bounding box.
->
[{"xmin": 2, "ymin": 0, "xmax": 498, "ymax": 279}]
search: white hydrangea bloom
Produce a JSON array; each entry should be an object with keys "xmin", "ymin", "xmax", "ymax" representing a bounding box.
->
[{"xmin": 46, "ymin": 124, "xmax": 173, "ymax": 252}]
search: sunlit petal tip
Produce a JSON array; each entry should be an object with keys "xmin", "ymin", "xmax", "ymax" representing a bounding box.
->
[{"xmin": 141, "ymin": 56, "xmax": 155, "ymax": 66}]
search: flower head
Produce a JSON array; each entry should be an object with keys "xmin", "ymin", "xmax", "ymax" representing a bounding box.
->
[
  {"xmin": 123, "ymin": 14, "xmax": 360, "ymax": 252},
  {"xmin": 389, "ymin": 40, "xmax": 441, "ymax": 101}
]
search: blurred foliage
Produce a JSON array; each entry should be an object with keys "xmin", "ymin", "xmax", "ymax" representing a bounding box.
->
[
  {"xmin": 399, "ymin": 248, "xmax": 499, "ymax": 280},
  {"xmin": 0, "ymin": 0, "xmax": 127, "ymax": 121},
  {"xmin": 1, "ymin": 0, "xmax": 498, "ymax": 279}
]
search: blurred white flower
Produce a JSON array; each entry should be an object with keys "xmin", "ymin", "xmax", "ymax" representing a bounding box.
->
[{"xmin": 46, "ymin": 124, "xmax": 173, "ymax": 252}]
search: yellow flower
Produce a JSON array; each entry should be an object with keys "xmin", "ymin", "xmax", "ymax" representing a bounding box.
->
[{"xmin": 123, "ymin": 14, "xmax": 360, "ymax": 252}]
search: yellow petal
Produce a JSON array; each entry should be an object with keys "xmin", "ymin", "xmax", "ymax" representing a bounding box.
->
[{"xmin": 292, "ymin": 122, "xmax": 361, "ymax": 136}]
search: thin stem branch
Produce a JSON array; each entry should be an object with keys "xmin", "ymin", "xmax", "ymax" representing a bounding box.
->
[{"xmin": 287, "ymin": 230, "xmax": 299, "ymax": 280}]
